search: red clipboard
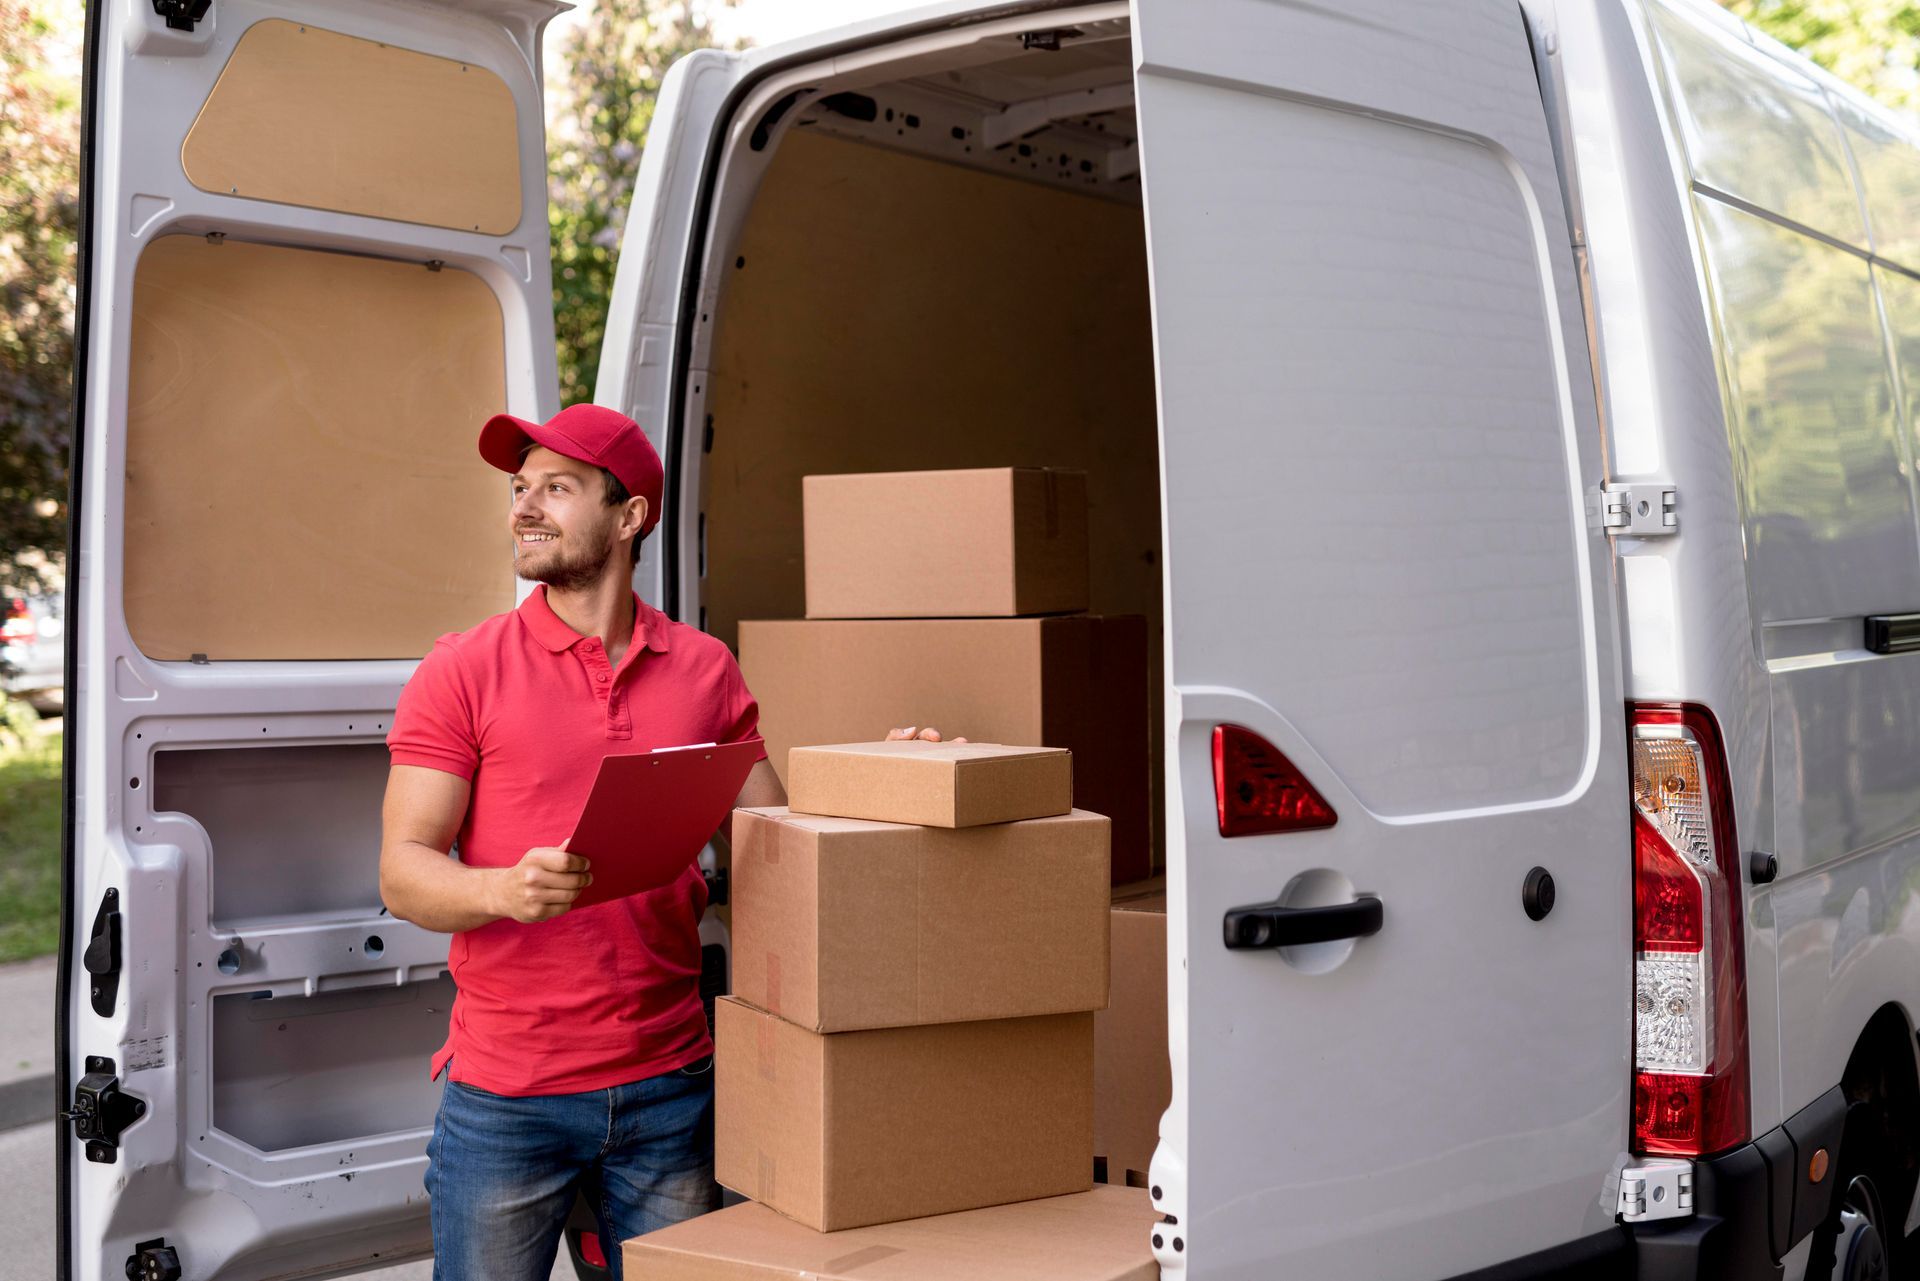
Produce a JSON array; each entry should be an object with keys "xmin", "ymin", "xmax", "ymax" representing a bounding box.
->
[{"xmin": 566, "ymin": 737, "xmax": 762, "ymax": 908}]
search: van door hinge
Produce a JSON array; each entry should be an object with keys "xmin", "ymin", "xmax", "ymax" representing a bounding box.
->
[
  {"xmin": 1617, "ymin": 1158, "xmax": 1693, "ymax": 1222},
  {"xmin": 1599, "ymin": 482, "xmax": 1677, "ymax": 536},
  {"xmin": 62, "ymin": 1056, "xmax": 146, "ymax": 1164},
  {"xmin": 84, "ymin": 889, "xmax": 122, "ymax": 1017}
]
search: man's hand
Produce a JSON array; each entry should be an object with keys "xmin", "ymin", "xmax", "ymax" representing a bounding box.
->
[
  {"xmin": 886, "ymin": 726, "xmax": 969, "ymax": 744},
  {"xmin": 490, "ymin": 842, "xmax": 593, "ymax": 924}
]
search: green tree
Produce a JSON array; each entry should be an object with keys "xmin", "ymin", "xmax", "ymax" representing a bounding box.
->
[
  {"xmin": 1724, "ymin": 0, "xmax": 1920, "ymax": 111},
  {"xmin": 0, "ymin": 0, "xmax": 79, "ymax": 600},
  {"xmin": 548, "ymin": 0, "xmax": 735, "ymax": 406}
]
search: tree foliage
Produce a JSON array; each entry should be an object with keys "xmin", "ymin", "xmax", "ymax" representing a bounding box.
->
[
  {"xmin": 548, "ymin": 0, "xmax": 733, "ymax": 406},
  {"xmin": 0, "ymin": 0, "xmax": 77, "ymax": 597},
  {"xmin": 1723, "ymin": 0, "xmax": 1920, "ymax": 112}
]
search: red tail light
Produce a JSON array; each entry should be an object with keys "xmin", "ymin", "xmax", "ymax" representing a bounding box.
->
[
  {"xmin": 1212, "ymin": 724, "xmax": 1336, "ymax": 837},
  {"xmin": 1629, "ymin": 703, "xmax": 1748, "ymax": 1157}
]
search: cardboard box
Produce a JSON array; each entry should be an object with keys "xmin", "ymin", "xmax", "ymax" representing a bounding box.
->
[
  {"xmin": 623, "ymin": 1185, "xmax": 1158, "ymax": 1281},
  {"xmin": 715, "ymin": 997, "xmax": 1094, "ymax": 1230},
  {"xmin": 1094, "ymin": 886, "xmax": 1170, "ymax": 1189},
  {"xmin": 804, "ymin": 467, "xmax": 1090, "ymax": 619},
  {"xmin": 732, "ymin": 806, "xmax": 1111, "ymax": 1031},
  {"xmin": 739, "ymin": 615, "xmax": 1151, "ymax": 881},
  {"xmin": 786, "ymin": 740, "xmax": 1072, "ymax": 828}
]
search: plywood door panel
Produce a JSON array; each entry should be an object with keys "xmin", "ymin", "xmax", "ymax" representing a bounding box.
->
[
  {"xmin": 182, "ymin": 19, "xmax": 522, "ymax": 234},
  {"xmin": 125, "ymin": 234, "xmax": 514, "ymax": 660}
]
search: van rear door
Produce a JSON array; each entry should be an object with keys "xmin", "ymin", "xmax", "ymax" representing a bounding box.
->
[
  {"xmin": 60, "ymin": 2, "xmax": 559, "ymax": 1278},
  {"xmin": 1135, "ymin": 2, "xmax": 1633, "ymax": 1276}
]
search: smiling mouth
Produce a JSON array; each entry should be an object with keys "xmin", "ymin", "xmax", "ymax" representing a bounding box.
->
[{"xmin": 517, "ymin": 530, "xmax": 559, "ymax": 545}]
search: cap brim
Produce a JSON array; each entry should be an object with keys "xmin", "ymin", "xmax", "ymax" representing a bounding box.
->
[{"xmin": 478, "ymin": 414, "xmax": 544, "ymax": 475}]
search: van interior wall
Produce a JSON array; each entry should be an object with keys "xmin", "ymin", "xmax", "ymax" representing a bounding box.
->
[{"xmin": 701, "ymin": 128, "xmax": 1164, "ymax": 864}]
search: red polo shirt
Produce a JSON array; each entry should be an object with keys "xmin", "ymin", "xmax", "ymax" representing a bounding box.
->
[{"xmin": 387, "ymin": 586, "xmax": 765, "ymax": 1096}]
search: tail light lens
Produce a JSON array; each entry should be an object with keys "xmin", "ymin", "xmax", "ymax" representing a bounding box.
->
[
  {"xmin": 1212, "ymin": 724, "xmax": 1336, "ymax": 837},
  {"xmin": 1630, "ymin": 703, "xmax": 1748, "ymax": 1156}
]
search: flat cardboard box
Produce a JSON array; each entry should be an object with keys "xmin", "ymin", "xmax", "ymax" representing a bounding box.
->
[
  {"xmin": 715, "ymin": 997, "xmax": 1094, "ymax": 1230},
  {"xmin": 731, "ymin": 806, "xmax": 1111, "ymax": 1031},
  {"xmin": 1094, "ymin": 886, "xmax": 1170, "ymax": 1189},
  {"xmin": 803, "ymin": 467, "xmax": 1090, "ymax": 619},
  {"xmin": 739, "ymin": 615, "xmax": 1151, "ymax": 882},
  {"xmin": 786, "ymin": 740, "xmax": 1072, "ymax": 828},
  {"xmin": 623, "ymin": 1185, "xmax": 1158, "ymax": 1280}
]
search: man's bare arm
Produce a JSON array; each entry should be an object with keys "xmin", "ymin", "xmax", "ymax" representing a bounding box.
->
[
  {"xmin": 380, "ymin": 764, "xmax": 592, "ymax": 932},
  {"xmin": 734, "ymin": 758, "xmax": 787, "ymax": 810},
  {"xmin": 719, "ymin": 758, "xmax": 787, "ymax": 845}
]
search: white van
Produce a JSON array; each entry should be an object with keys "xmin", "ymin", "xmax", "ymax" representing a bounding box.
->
[{"xmin": 57, "ymin": 0, "xmax": 1920, "ymax": 1277}]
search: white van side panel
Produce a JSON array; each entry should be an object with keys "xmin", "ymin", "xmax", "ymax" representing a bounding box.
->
[
  {"xmin": 1559, "ymin": 0, "xmax": 1920, "ymax": 1162},
  {"xmin": 1633, "ymin": 0, "xmax": 1920, "ymax": 1155}
]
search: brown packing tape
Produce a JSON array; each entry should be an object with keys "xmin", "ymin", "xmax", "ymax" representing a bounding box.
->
[
  {"xmin": 757, "ymin": 1014, "xmax": 777, "ymax": 1081},
  {"xmin": 758, "ymin": 1149, "xmax": 777, "ymax": 1203},
  {"xmin": 766, "ymin": 952, "xmax": 783, "ymax": 1016}
]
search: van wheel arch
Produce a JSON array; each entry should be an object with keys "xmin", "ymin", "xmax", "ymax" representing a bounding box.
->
[{"xmin": 1819, "ymin": 1004, "xmax": 1920, "ymax": 1278}]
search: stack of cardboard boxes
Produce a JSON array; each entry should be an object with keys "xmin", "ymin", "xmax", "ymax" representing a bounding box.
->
[
  {"xmin": 624, "ymin": 467, "xmax": 1166, "ymax": 1279},
  {"xmin": 623, "ymin": 739, "xmax": 1156, "ymax": 1278},
  {"xmin": 738, "ymin": 467, "xmax": 1154, "ymax": 884}
]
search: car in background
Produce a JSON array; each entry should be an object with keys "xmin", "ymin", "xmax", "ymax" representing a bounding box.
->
[{"xmin": 3, "ymin": 591, "xmax": 64, "ymax": 715}]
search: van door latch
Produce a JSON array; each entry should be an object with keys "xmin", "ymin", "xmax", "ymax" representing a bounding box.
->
[
  {"xmin": 63, "ymin": 1056, "xmax": 146, "ymax": 1163},
  {"xmin": 151, "ymin": 0, "xmax": 211, "ymax": 31},
  {"xmin": 127, "ymin": 1238, "xmax": 183, "ymax": 1281},
  {"xmin": 85, "ymin": 888, "xmax": 122, "ymax": 1017},
  {"xmin": 1598, "ymin": 483, "xmax": 1677, "ymax": 537},
  {"xmin": 1617, "ymin": 1158, "xmax": 1693, "ymax": 1222}
]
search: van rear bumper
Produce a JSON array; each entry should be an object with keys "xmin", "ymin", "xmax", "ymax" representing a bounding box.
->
[
  {"xmin": 1431, "ymin": 1146, "xmax": 1778, "ymax": 1281},
  {"xmin": 1444, "ymin": 1087, "xmax": 1849, "ymax": 1281},
  {"xmin": 1634, "ymin": 1085, "xmax": 1848, "ymax": 1281},
  {"xmin": 1630, "ymin": 1143, "xmax": 1782, "ymax": 1280}
]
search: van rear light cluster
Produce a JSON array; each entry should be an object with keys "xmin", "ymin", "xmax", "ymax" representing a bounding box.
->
[
  {"xmin": 1630, "ymin": 704, "xmax": 1748, "ymax": 1157},
  {"xmin": 1212, "ymin": 724, "xmax": 1336, "ymax": 837}
]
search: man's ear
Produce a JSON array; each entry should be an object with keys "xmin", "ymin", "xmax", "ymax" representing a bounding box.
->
[{"xmin": 623, "ymin": 496, "xmax": 649, "ymax": 541}]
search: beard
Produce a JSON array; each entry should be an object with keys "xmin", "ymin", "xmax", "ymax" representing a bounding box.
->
[{"xmin": 515, "ymin": 529, "xmax": 615, "ymax": 591}]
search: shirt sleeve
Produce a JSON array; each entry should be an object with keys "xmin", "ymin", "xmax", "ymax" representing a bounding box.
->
[
  {"xmin": 718, "ymin": 651, "xmax": 768, "ymax": 763},
  {"xmin": 387, "ymin": 640, "xmax": 481, "ymax": 779}
]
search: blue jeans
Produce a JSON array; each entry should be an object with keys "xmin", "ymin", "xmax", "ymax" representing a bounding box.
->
[{"xmin": 425, "ymin": 1056, "xmax": 719, "ymax": 1280}]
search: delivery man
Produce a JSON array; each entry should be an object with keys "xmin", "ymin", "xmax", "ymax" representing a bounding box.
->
[{"xmin": 378, "ymin": 404, "xmax": 948, "ymax": 1279}]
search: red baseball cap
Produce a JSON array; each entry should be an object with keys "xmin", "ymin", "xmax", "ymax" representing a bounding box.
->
[{"xmin": 478, "ymin": 404, "xmax": 665, "ymax": 537}]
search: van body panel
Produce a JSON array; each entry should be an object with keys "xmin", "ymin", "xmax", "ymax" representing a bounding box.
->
[
  {"xmin": 62, "ymin": 1, "xmax": 560, "ymax": 1278},
  {"xmin": 1134, "ymin": 1, "xmax": 1632, "ymax": 1274},
  {"xmin": 1550, "ymin": 0, "xmax": 1784, "ymax": 1136},
  {"xmin": 1570, "ymin": 0, "xmax": 1920, "ymax": 1184}
]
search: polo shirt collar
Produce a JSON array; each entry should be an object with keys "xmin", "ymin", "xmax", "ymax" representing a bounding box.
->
[{"xmin": 518, "ymin": 585, "xmax": 673, "ymax": 656}]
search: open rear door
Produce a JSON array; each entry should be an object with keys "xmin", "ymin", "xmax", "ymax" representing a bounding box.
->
[
  {"xmin": 1136, "ymin": 2, "xmax": 1633, "ymax": 1277},
  {"xmin": 592, "ymin": 48, "xmax": 747, "ymax": 615},
  {"xmin": 60, "ymin": 1, "xmax": 560, "ymax": 1277}
]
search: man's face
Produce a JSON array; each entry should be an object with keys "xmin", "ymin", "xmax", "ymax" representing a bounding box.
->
[{"xmin": 509, "ymin": 446, "xmax": 621, "ymax": 589}]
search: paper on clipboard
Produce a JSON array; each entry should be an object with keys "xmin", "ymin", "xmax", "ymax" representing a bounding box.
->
[{"xmin": 566, "ymin": 737, "xmax": 763, "ymax": 908}]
